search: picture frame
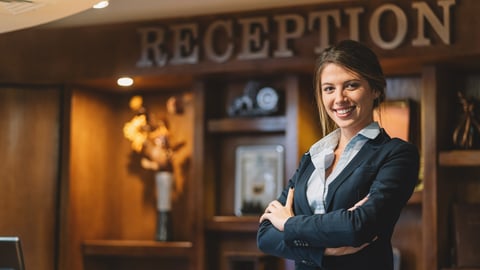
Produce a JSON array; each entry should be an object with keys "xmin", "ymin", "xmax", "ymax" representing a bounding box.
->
[{"xmin": 234, "ymin": 145, "xmax": 284, "ymax": 216}]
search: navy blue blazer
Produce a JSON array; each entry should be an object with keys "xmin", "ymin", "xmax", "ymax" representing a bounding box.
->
[{"xmin": 257, "ymin": 129, "xmax": 419, "ymax": 270}]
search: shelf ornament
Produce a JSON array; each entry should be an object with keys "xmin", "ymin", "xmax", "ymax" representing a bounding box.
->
[
  {"xmin": 227, "ymin": 80, "xmax": 279, "ymax": 117},
  {"xmin": 123, "ymin": 95, "xmax": 186, "ymax": 241},
  {"xmin": 452, "ymin": 92, "xmax": 480, "ymax": 149}
]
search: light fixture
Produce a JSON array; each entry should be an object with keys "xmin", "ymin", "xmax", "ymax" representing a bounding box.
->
[
  {"xmin": 93, "ymin": 1, "xmax": 109, "ymax": 9},
  {"xmin": 117, "ymin": 77, "xmax": 134, "ymax": 87}
]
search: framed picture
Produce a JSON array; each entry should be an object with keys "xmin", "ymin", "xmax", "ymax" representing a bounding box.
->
[{"xmin": 234, "ymin": 145, "xmax": 284, "ymax": 216}]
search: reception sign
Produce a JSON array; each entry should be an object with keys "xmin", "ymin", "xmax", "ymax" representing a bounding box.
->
[{"xmin": 136, "ymin": 0, "xmax": 456, "ymax": 68}]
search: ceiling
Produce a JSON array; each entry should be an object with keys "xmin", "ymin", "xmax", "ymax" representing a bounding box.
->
[
  {"xmin": 1, "ymin": 0, "xmax": 347, "ymax": 33},
  {"xmin": 0, "ymin": 0, "xmax": 98, "ymax": 33}
]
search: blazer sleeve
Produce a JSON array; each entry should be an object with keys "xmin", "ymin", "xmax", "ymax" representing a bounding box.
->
[
  {"xmin": 283, "ymin": 140, "xmax": 419, "ymax": 248},
  {"xmin": 257, "ymin": 154, "xmax": 325, "ymax": 267}
]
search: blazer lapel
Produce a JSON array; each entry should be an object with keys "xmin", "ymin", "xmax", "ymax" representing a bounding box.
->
[
  {"xmin": 293, "ymin": 155, "xmax": 315, "ymax": 215},
  {"xmin": 324, "ymin": 130, "xmax": 389, "ymax": 211}
]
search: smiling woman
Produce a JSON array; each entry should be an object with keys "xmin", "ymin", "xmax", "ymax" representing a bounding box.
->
[{"xmin": 257, "ymin": 40, "xmax": 420, "ymax": 270}]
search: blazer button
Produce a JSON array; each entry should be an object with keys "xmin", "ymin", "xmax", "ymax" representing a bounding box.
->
[{"xmin": 301, "ymin": 260, "xmax": 313, "ymax": 266}]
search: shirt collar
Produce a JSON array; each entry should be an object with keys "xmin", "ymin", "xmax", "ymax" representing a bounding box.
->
[
  {"xmin": 358, "ymin": 121, "xmax": 381, "ymax": 140},
  {"xmin": 309, "ymin": 129, "xmax": 340, "ymax": 156},
  {"xmin": 309, "ymin": 121, "xmax": 381, "ymax": 156}
]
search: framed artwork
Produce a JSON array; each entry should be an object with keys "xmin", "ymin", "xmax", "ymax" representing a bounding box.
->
[{"xmin": 234, "ymin": 145, "xmax": 284, "ymax": 216}]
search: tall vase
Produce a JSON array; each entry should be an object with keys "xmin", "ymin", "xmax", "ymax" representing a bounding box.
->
[{"xmin": 155, "ymin": 171, "xmax": 173, "ymax": 241}]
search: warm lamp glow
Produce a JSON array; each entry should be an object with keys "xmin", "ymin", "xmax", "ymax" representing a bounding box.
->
[
  {"xmin": 117, "ymin": 77, "xmax": 134, "ymax": 87},
  {"xmin": 93, "ymin": 1, "xmax": 109, "ymax": 9}
]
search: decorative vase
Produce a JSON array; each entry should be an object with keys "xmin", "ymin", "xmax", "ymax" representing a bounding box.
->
[
  {"xmin": 452, "ymin": 92, "xmax": 480, "ymax": 149},
  {"xmin": 155, "ymin": 171, "xmax": 173, "ymax": 241}
]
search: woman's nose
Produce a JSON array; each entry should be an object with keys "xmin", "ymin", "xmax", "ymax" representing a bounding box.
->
[{"xmin": 334, "ymin": 89, "xmax": 346, "ymax": 103}]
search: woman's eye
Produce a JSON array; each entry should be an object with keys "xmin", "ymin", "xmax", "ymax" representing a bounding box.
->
[
  {"xmin": 345, "ymin": 82, "xmax": 360, "ymax": 90},
  {"xmin": 323, "ymin": 86, "xmax": 334, "ymax": 93}
]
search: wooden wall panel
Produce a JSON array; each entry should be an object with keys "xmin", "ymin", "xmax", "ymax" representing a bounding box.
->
[
  {"xmin": 392, "ymin": 205, "xmax": 423, "ymax": 270},
  {"xmin": 67, "ymin": 89, "xmax": 150, "ymax": 270},
  {"xmin": 0, "ymin": 86, "xmax": 61, "ymax": 270},
  {"xmin": 65, "ymin": 88, "xmax": 194, "ymax": 270}
]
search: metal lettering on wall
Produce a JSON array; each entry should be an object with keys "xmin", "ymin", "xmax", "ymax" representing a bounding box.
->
[{"xmin": 136, "ymin": 0, "xmax": 456, "ymax": 68}]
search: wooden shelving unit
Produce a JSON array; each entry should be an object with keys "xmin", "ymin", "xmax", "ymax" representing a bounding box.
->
[
  {"xmin": 201, "ymin": 74, "xmax": 321, "ymax": 270},
  {"xmin": 208, "ymin": 116, "xmax": 287, "ymax": 133},
  {"xmin": 206, "ymin": 216, "xmax": 260, "ymax": 232},
  {"xmin": 439, "ymin": 150, "xmax": 480, "ymax": 166},
  {"xmin": 421, "ymin": 66, "xmax": 480, "ymax": 270},
  {"xmin": 82, "ymin": 240, "xmax": 193, "ymax": 257}
]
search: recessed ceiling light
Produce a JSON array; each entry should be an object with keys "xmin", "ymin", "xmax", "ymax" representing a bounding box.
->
[
  {"xmin": 117, "ymin": 77, "xmax": 134, "ymax": 87},
  {"xmin": 93, "ymin": 1, "xmax": 109, "ymax": 9}
]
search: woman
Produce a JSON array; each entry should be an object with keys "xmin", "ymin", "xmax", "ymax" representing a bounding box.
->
[{"xmin": 257, "ymin": 40, "xmax": 419, "ymax": 270}]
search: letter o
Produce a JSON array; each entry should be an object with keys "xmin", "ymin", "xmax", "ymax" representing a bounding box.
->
[{"xmin": 369, "ymin": 4, "xmax": 407, "ymax": 50}]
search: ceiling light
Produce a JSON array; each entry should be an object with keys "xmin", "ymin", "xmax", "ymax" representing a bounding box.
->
[
  {"xmin": 117, "ymin": 77, "xmax": 134, "ymax": 87},
  {"xmin": 93, "ymin": 1, "xmax": 109, "ymax": 9}
]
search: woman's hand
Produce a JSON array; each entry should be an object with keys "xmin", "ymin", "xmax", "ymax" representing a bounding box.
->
[
  {"xmin": 348, "ymin": 194, "xmax": 369, "ymax": 211},
  {"xmin": 259, "ymin": 188, "xmax": 294, "ymax": 231},
  {"xmin": 324, "ymin": 241, "xmax": 372, "ymax": 256}
]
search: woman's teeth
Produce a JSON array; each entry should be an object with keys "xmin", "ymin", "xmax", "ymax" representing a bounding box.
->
[{"xmin": 336, "ymin": 107, "xmax": 354, "ymax": 114}]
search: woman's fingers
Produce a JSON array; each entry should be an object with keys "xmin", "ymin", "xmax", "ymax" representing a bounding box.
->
[
  {"xmin": 259, "ymin": 188, "xmax": 295, "ymax": 225},
  {"xmin": 348, "ymin": 194, "xmax": 369, "ymax": 211},
  {"xmin": 259, "ymin": 200, "xmax": 276, "ymax": 223},
  {"xmin": 259, "ymin": 213, "xmax": 267, "ymax": 223},
  {"xmin": 324, "ymin": 236, "xmax": 378, "ymax": 256}
]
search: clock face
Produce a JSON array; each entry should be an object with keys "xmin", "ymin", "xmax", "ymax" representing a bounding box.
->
[{"xmin": 256, "ymin": 87, "xmax": 278, "ymax": 112}]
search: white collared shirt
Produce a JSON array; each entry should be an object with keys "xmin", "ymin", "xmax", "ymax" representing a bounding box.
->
[{"xmin": 307, "ymin": 122, "xmax": 380, "ymax": 214}]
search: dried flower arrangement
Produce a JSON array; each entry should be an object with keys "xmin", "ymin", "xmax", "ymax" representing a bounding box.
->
[{"xmin": 123, "ymin": 95, "xmax": 185, "ymax": 172}]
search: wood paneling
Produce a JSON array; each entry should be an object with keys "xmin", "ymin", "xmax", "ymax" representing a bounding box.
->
[
  {"xmin": 0, "ymin": 86, "xmax": 61, "ymax": 270},
  {"xmin": 63, "ymin": 88, "xmax": 195, "ymax": 270},
  {"xmin": 392, "ymin": 205, "xmax": 423, "ymax": 270}
]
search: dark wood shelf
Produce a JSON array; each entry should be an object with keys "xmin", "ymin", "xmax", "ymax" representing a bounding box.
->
[
  {"xmin": 439, "ymin": 150, "xmax": 480, "ymax": 166},
  {"xmin": 207, "ymin": 116, "xmax": 286, "ymax": 133},
  {"xmin": 206, "ymin": 215, "xmax": 260, "ymax": 232},
  {"xmin": 83, "ymin": 239, "xmax": 193, "ymax": 257}
]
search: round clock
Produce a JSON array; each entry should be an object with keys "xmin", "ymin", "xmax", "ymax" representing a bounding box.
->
[{"xmin": 256, "ymin": 87, "xmax": 278, "ymax": 112}]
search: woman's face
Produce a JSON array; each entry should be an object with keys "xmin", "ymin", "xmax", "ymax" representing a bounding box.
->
[{"xmin": 320, "ymin": 63, "xmax": 379, "ymax": 137}]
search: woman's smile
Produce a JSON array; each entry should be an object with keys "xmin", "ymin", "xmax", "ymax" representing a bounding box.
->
[{"xmin": 333, "ymin": 105, "xmax": 356, "ymax": 117}]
